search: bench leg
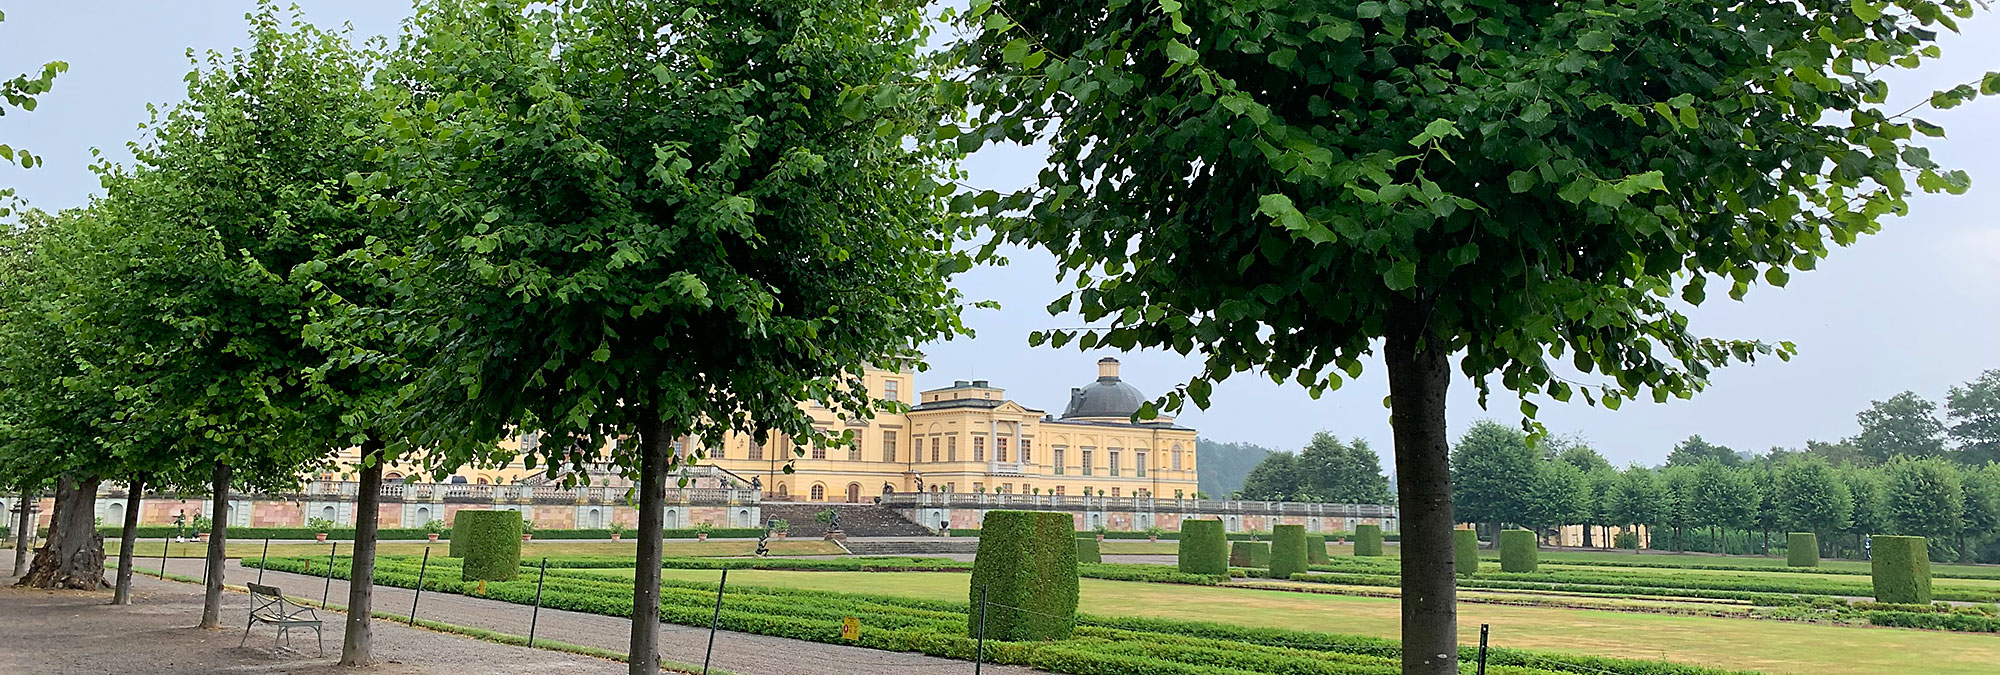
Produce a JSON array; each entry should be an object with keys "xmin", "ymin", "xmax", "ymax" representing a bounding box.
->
[
  {"xmin": 316, "ymin": 626, "xmax": 324, "ymax": 657},
  {"xmin": 239, "ymin": 617, "xmax": 254, "ymax": 648}
]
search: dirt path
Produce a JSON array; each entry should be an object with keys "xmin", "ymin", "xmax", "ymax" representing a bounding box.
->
[
  {"xmin": 156, "ymin": 557, "xmax": 1045, "ymax": 675},
  {"xmin": 0, "ymin": 573, "xmax": 628, "ymax": 675}
]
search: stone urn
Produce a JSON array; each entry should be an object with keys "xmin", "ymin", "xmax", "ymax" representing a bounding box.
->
[
  {"xmin": 522, "ymin": 533, "xmax": 533, "ymax": 542},
  {"xmin": 610, "ymin": 532, "xmax": 622, "ymax": 541},
  {"xmin": 315, "ymin": 532, "xmax": 328, "ymax": 542},
  {"xmin": 426, "ymin": 533, "xmax": 439, "ymax": 542},
  {"xmin": 697, "ymin": 532, "xmax": 709, "ymax": 542},
  {"xmin": 197, "ymin": 532, "xmax": 210, "ymax": 543}
]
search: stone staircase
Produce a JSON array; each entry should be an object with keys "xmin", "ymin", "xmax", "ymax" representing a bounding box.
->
[
  {"xmin": 758, "ymin": 502, "xmax": 934, "ymax": 538},
  {"xmin": 842, "ymin": 538, "xmax": 982, "ymax": 556}
]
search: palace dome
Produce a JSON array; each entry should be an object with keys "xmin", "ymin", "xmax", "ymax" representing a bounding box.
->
[{"xmin": 1061, "ymin": 358, "xmax": 1147, "ymax": 420}]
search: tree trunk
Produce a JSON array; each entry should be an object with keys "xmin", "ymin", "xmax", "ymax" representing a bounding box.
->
[
  {"xmin": 629, "ymin": 416, "xmax": 670, "ymax": 675},
  {"xmin": 1485, "ymin": 522, "xmax": 1500, "ymax": 549},
  {"xmin": 112, "ymin": 474, "xmax": 147, "ymax": 604},
  {"xmin": 1582, "ymin": 523, "xmax": 1593, "ymax": 548},
  {"xmin": 13, "ymin": 487, "xmax": 34, "ymax": 576},
  {"xmin": 342, "ymin": 438, "xmax": 387, "ymax": 666},
  {"xmin": 16, "ymin": 475, "xmax": 105, "ymax": 589},
  {"xmin": 1385, "ymin": 300, "xmax": 1456, "ymax": 675},
  {"xmin": 200, "ymin": 462, "xmax": 232, "ymax": 629}
]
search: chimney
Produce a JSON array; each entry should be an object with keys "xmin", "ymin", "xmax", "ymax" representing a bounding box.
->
[
  {"xmin": 972, "ymin": 379, "xmax": 989, "ymax": 388},
  {"xmin": 954, "ymin": 380, "xmax": 971, "ymax": 388},
  {"xmin": 1097, "ymin": 357, "xmax": 1121, "ymax": 379}
]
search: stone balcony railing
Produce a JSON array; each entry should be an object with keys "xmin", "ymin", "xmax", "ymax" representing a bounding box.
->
[
  {"xmin": 101, "ymin": 481, "xmax": 759, "ymax": 506},
  {"xmin": 879, "ymin": 491, "xmax": 1397, "ymax": 518}
]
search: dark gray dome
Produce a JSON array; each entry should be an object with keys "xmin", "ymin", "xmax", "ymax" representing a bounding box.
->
[{"xmin": 1062, "ymin": 377, "xmax": 1147, "ymax": 419}]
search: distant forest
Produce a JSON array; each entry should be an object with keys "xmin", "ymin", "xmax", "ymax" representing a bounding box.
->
[{"xmin": 1196, "ymin": 438, "xmax": 1276, "ymax": 497}]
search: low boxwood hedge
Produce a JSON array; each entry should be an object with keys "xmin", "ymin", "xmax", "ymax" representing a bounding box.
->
[
  {"xmin": 1352, "ymin": 525, "xmax": 1382, "ymax": 557},
  {"xmin": 1872, "ymin": 535, "xmax": 1931, "ymax": 604},
  {"xmin": 1178, "ymin": 520, "xmax": 1229, "ymax": 576},
  {"xmin": 970, "ymin": 511, "xmax": 1079, "ymax": 641}
]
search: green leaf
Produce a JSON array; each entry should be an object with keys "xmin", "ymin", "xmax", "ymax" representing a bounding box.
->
[
  {"xmin": 1002, "ymin": 39, "xmax": 1030, "ymax": 65},
  {"xmin": 1577, "ymin": 31, "xmax": 1614, "ymax": 52},
  {"xmin": 1383, "ymin": 260, "xmax": 1417, "ymax": 290},
  {"xmin": 1520, "ymin": 100, "xmax": 1551, "ymax": 123},
  {"xmin": 1507, "ymin": 170, "xmax": 1539, "ymax": 193},
  {"xmin": 1852, "ymin": 0, "xmax": 1883, "ymax": 22},
  {"xmin": 1357, "ymin": 1, "xmax": 1385, "ymax": 19},
  {"xmin": 1164, "ymin": 40, "xmax": 1198, "ymax": 65}
]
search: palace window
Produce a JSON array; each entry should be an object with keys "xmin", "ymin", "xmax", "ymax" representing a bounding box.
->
[
  {"xmin": 1172, "ymin": 448, "xmax": 1182, "ymax": 471},
  {"xmin": 1135, "ymin": 451, "xmax": 1147, "ymax": 478},
  {"xmin": 1109, "ymin": 450, "xmax": 1121, "ymax": 477},
  {"xmin": 996, "ymin": 437, "xmax": 1009, "ymax": 462},
  {"xmin": 948, "ymin": 436, "xmax": 958, "ymax": 462},
  {"xmin": 1054, "ymin": 486, "xmax": 1065, "ymax": 496},
  {"xmin": 974, "ymin": 482, "xmax": 984, "ymax": 493},
  {"xmin": 974, "ymin": 436, "xmax": 986, "ymax": 462},
  {"xmin": 1081, "ymin": 449, "xmax": 1093, "ymax": 476},
  {"xmin": 930, "ymin": 437, "xmax": 940, "ymax": 462},
  {"xmin": 1001, "ymin": 483, "xmax": 1011, "ymax": 494},
  {"xmin": 885, "ymin": 380, "xmax": 900, "ymax": 403},
  {"xmin": 811, "ymin": 443, "xmax": 827, "ymax": 460},
  {"xmin": 748, "ymin": 438, "xmax": 764, "ymax": 461},
  {"xmin": 810, "ymin": 484, "xmax": 826, "ymax": 501},
  {"xmin": 848, "ymin": 439, "xmax": 861, "ymax": 461},
  {"xmin": 1053, "ymin": 448, "xmax": 1066, "ymax": 475},
  {"xmin": 882, "ymin": 431, "xmax": 897, "ymax": 463},
  {"xmin": 1111, "ymin": 487, "xmax": 1120, "ymax": 497},
  {"xmin": 1022, "ymin": 439, "xmax": 1032, "ymax": 464}
]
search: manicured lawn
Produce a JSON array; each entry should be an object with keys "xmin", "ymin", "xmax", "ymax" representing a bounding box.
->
[
  {"xmin": 1099, "ymin": 541, "xmax": 1177, "ymax": 555},
  {"xmin": 1529, "ymin": 549, "xmax": 2000, "ymax": 578},
  {"xmin": 564, "ymin": 567, "xmax": 2000, "ymax": 675},
  {"xmin": 1539, "ymin": 562, "xmax": 2000, "ymax": 591},
  {"xmin": 105, "ymin": 539, "xmax": 841, "ymax": 559}
]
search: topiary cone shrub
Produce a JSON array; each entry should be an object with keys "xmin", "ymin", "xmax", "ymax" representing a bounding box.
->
[
  {"xmin": 1454, "ymin": 529, "xmax": 1480, "ymax": 576},
  {"xmin": 1353, "ymin": 523, "xmax": 1383, "ymax": 557},
  {"xmin": 458, "ymin": 510, "xmax": 522, "ymax": 586},
  {"xmin": 968, "ymin": 511, "xmax": 1079, "ymax": 641},
  {"xmin": 1305, "ymin": 533, "xmax": 1329, "ymax": 564},
  {"xmin": 1787, "ymin": 532, "xmax": 1819, "ymax": 567},
  {"xmin": 1499, "ymin": 529, "xmax": 1538, "ymax": 573},
  {"xmin": 1871, "ymin": 535, "xmax": 1931, "ymax": 604},
  {"xmin": 1269, "ymin": 525, "xmax": 1308, "ymax": 579},
  {"xmin": 448, "ymin": 515, "xmax": 469, "ymax": 558},
  {"xmin": 1230, "ymin": 540, "xmax": 1271, "ymax": 570},
  {"xmin": 1177, "ymin": 519, "xmax": 1228, "ymax": 576},
  {"xmin": 1075, "ymin": 537, "xmax": 1103, "ymax": 564}
]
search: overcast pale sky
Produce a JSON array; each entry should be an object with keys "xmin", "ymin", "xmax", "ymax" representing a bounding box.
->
[{"xmin": 4, "ymin": 2, "xmax": 1995, "ymax": 467}]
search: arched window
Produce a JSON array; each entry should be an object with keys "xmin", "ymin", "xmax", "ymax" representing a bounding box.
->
[
  {"xmin": 776, "ymin": 483, "xmax": 790, "ymax": 500},
  {"xmin": 320, "ymin": 506, "xmax": 337, "ymax": 522},
  {"xmin": 416, "ymin": 506, "xmax": 431, "ymax": 523},
  {"xmin": 810, "ymin": 484, "xmax": 826, "ymax": 501},
  {"xmin": 385, "ymin": 472, "xmax": 403, "ymax": 481},
  {"xmin": 108, "ymin": 502, "xmax": 124, "ymax": 524},
  {"xmin": 476, "ymin": 477, "xmax": 489, "ymax": 485},
  {"xmin": 587, "ymin": 508, "xmax": 603, "ymax": 528},
  {"xmin": 845, "ymin": 483, "xmax": 862, "ymax": 503}
]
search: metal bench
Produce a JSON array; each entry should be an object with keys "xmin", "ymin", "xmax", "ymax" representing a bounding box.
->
[{"xmin": 240, "ymin": 583, "xmax": 323, "ymax": 656}]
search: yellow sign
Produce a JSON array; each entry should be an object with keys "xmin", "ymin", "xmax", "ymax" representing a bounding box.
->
[{"xmin": 840, "ymin": 616, "xmax": 861, "ymax": 640}]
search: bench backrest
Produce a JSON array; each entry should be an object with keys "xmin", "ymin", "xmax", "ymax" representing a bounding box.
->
[{"xmin": 248, "ymin": 583, "xmax": 283, "ymax": 598}]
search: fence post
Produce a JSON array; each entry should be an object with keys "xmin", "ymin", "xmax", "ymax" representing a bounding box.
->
[
  {"xmin": 321, "ymin": 542, "xmax": 336, "ymax": 607},
  {"xmin": 975, "ymin": 585, "xmax": 987, "ymax": 675},
  {"xmin": 256, "ymin": 537, "xmax": 270, "ymax": 584},
  {"xmin": 529, "ymin": 557, "xmax": 548, "ymax": 647},
  {"xmin": 409, "ymin": 547, "xmax": 430, "ymax": 625},
  {"xmin": 702, "ymin": 569, "xmax": 728, "ymax": 675},
  {"xmin": 160, "ymin": 537, "xmax": 170, "ymax": 579},
  {"xmin": 1477, "ymin": 623, "xmax": 1489, "ymax": 675}
]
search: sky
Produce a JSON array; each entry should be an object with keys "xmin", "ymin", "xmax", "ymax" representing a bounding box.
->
[{"xmin": 3, "ymin": 2, "xmax": 1996, "ymax": 467}]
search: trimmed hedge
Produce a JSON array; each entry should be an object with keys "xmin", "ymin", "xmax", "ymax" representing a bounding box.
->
[
  {"xmin": 1787, "ymin": 533, "xmax": 1818, "ymax": 567},
  {"xmin": 1076, "ymin": 538, "xmax": 1103, "ymax": 564},
  {"xmin": 457, "ymin": 510, "xmax": 522, "ymax": 582},
  {"xmin": 1304, "ymin": 534, "xmax": 1328, "ymax": 564},
  {"xmin": 1268, "ymin": 525, "xmax": 1308, "ymax": 579},
  {"xmin": 449, "ymin": 518, "xmax": 468, "ymax": 557},
  {"xmin": 1454, "ymin": 529, "xmax": 1479, "ymax": 576},
  {"xmin": 1499, "ymin": 530, "xmax": 1537, "ymax": 573},
  {"xmin": 969, "ymin": 511, "xmax": 1079, "ymax": 641},
  {"xmin": 1177, "ymin": 520, "xmax": 1229, "ymax": 576},
  {"xmin": 1872, "ymin": 535, "xmax": 1931, "ymax": 604},
  {"xmin": 1230, "ymin": 541, "xmax": 1271, "ymax": 569},
  {"xmin": 1352, "ymin": 524, "xmax": 1382, "ymax": 557}
]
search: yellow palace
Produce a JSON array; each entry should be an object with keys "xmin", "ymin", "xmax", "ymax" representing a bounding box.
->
[{"xmin": 331, "ymin": 358, "xmax": 1200, "ymax": 503}]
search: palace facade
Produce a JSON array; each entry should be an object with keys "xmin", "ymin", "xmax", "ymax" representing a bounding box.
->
[{"xmin": 328, "ymin": 358, "xmax": 1200, "ymax": 503}]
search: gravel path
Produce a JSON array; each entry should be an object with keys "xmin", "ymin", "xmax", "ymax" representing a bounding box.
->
[
  {"xmin": 156, "ymin": 557, "xmax": 1046, "ymax": 675},
  {"xmin": 0, "ymin": 573, "xmax": 628, "ymax": 675}
]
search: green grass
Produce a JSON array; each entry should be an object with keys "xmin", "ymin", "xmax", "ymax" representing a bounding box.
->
[
  {"xmin": 557, "ymin": 567, "xmax": 2000, "ymax": 674},
  {"xmin": 105, "ymin": 539, "xmax": 842, "ymax": 559}
]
